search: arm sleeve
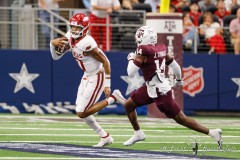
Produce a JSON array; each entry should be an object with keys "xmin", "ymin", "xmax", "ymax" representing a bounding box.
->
[
  {"xmin": 168, "ymin": 60, "xmax": 182, "ymax": 80},
  {"xmin": 49, "ymin": 42, "xmax": 66, "ymax": 60},
  {"xmin": 127, "ymin": 60, "xmax": 140, "ymax": 77}
]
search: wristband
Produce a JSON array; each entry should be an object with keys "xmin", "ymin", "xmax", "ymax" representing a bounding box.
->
[
  {"xmin": 105, "ymin": 74, "xmax": 111, "ymax": 79},
  {"xmin": 105, "ymin": 78, "xmax": 111, "ymax": 87}
]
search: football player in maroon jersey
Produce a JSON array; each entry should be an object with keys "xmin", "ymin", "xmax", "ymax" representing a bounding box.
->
[{"xmin": 113, "ymin": 26, "xmax": 222, "ymax": 148}]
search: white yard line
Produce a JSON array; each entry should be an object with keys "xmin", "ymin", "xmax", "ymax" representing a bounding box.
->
[
  {"xmin": 0, "ymin": 127, "xmax": 176, "ymax": 132},
  {"xmin": 0, "ymin": 140, "xmax": 240, "ymax": 144},
  {"xmin": 0, "ymin": 115, "xmax": 237, "ymax": 120},
  {"xmin": 0, "ymin": 134, "xmax": 239, "ymax": 138},
  {"xmin": 151, "ymin": 150, "xmax": 240, "ymax": 152},
  {"xmin": 0, "ymin": 115, "xmax": 239, "ymax": 123},
  {"xmin": 2, "ymin": 128, "xmax": 240, "ymax": 134},
  {"xmin": 0, "ymin": 158, "xmax": 108, "ymax": 160},
  {"xmin": 1, "ymin": 121, "xmax": 240, "ymax": 128}
]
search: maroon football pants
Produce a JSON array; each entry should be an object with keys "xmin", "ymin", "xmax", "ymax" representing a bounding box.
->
[{"xmin": 131, "ymin": 85, "xmax": 181, "ymax": 118}]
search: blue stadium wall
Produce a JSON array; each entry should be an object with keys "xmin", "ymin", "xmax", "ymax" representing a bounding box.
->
[{"xmin": 0, "ymin": 50, "xmax": 239, "ymax": 114}]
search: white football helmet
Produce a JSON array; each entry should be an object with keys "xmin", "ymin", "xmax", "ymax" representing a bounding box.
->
[{"xmin": 135, "ymin": 26, "xmax": 157, "ymax": 46}]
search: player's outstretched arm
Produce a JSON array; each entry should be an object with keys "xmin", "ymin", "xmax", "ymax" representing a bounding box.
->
[
  {"xmin": 127, "ymin": 53, "xmax": 144, "ymax": 77},
  {"xmin": 166, "ymin": 55, "xmax": 183, "ymax": 86}
]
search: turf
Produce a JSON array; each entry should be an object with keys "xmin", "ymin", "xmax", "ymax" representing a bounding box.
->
[{"xmin": 0, "ymin": 114, "xmax": 239, "ymax": 159}]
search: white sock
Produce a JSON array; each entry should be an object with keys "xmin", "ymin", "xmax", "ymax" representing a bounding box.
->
[
  {"xmin": 134, "ymin": 129, "xmax": 142, "ymax": 134},
  {"xmin": 97, "ymin": 128, "xmax": 108, "ymax": 138},
  {"xmin": 106, "ymin": 97, "xmax": 115, "ymax": 105},
  {"xmin": 83, "ymin": 115, "xmax": 107, "ymax": 137},
  {"xmin": 208, "ymin": 129, "xmax": 213, "ymax": 137}
]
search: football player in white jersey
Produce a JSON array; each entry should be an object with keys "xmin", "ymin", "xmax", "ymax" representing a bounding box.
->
[{"xmin": 49, "ymin": 13, "xmax": 125, "ymax": 147}]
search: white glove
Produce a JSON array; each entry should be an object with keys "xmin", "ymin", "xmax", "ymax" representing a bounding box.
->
[
  {"xmin": 127, "ymin": 52, "xmax": 136, "ymax": 61},
  {"xmin": 175, "ymin": 79, "xmax": 184, "ymax": 86}
]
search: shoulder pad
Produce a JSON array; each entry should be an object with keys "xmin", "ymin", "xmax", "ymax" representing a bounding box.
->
[{"xmin": 77, "ymin": 35, "xmax": 97, "ymax": 51}]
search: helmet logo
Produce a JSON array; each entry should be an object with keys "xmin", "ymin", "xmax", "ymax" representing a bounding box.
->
[
  {"xmin": 137, "ymin": 29, "xmax": 144, "ymax": 38},
  {"xmin": 135, "ymin": 26, "xmax": 157, "ymax": 46},
  {"xmin": 83, "ymin": 17, "xmax": 89, "ymax": 22}
]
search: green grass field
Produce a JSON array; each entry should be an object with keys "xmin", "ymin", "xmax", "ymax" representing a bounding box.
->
[{"xmin": 0, "ymin": 114, "xmax": 239, "ymax": 159}]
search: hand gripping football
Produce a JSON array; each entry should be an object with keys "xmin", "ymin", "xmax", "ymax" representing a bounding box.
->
[{"xmin": 55, "ymin": 41, "xmax": 70, "ymax": 55}]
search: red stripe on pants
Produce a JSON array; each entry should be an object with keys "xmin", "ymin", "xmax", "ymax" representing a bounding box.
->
[{"xmin": 84, "ymin": 72, "xmax": 104, "ymax": 111}]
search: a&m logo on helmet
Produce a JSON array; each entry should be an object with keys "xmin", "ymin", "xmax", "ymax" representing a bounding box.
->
[
  {"xmin": 137, "ymin": 29, "xmax": 144, "ymax": 38},
  {"xmin": 135, "ymin": 26, "xmax": 157, "ymax": 46}
]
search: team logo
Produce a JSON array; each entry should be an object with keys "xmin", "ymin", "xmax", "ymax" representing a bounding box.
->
[
  {"xmin": 85, "ymin": 45, "xmax": 91, "ymax": 51},
  {"xmin": 137, "ymin": 29, "xmax": 144, "ymax": 38},
  {"xmin": 164, "ymin": 21, "xmax": 176, "ymax": 32},
  {"xmin": 183, "ymin": 66, "xmax": 204, "ymax": 97}
]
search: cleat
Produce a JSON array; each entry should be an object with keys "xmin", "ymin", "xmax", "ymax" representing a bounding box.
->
[
  {"xmin": 93, "ymin": 135, "xmax": 113, "ymax": 147},
  {"xmin": 123, "ymin": 130, "xmax": 145, "ymax": 146},
  {"xmin": 208, "ymin": 128, "xmax": 222, "ymax": 149},
  {"xmin": 112, "ymin": 90, "xmax": 126, "ymax": 105}
]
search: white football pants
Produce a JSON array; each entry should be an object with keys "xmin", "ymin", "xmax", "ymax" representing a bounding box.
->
[{"xmin": 75, "ymin": 71, "xmax": 105, "ymax": 112}]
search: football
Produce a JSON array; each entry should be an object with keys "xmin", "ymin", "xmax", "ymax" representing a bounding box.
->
[{"xmin": 55, "ymin": 41, "xmax": 70, "ymax": 55}]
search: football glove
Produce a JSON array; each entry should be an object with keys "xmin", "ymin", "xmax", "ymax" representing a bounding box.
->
[{"xmin": 127, "ymin": 52, "xmax": 136, "ymax": 61}]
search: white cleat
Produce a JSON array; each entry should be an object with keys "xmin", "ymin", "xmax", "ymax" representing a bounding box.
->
[
  {"xmin": 208, "ymin": 128, "xmax": 222, "ymax": 149},
  {"xmin": 123, "ymin": 130, "xmax": 146, "ymax": 146},
  {"xmin": 112, "ymin": 89, "xmax": 126, "ymax": 105},
  {"xmin": 93, "ymin": 135, "xmax": 114, "ymax": 147}
]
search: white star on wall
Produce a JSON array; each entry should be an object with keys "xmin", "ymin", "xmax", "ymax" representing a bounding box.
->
[
  {"xmin": 231, "ymin": 78, "xmax": 240, "ymax": 98},
  {"xmin": 9, "ymin": 63, "xmax": 39, "ymax": 93},
  {"xmin": 120, "ymin": 72, "xmax": 145, "ymax": 96}
]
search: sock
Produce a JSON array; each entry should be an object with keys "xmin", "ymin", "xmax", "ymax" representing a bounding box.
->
[
  {"xmin": 83, "ymin": 115, "xmax": 107, "ymax": 137},
  {"xmin": 208, "ymin": 129, "xmax": 214, "ymax": 137},
  {"xmin": 208, "ymin": 129, "xmax": 212, "ymax": 135},
  {"xmin": 134, "ymin": 129, "xmax": 142, "ymax": 134},
  {"xmin": 97, "ymin": 129, "xmax": 108, "ymax": 138},
  {"xmin": 106, "ymin": 96, "xmax": 115, "ymax": 105}
]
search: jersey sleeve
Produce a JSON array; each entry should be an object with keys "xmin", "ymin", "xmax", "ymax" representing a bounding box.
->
[
  {"xmin": 50, "ymin": 32, "xmax": 69, "ymax": 60},
  {"xmin": 50, "ymin": 42, "xmax": 67, "ymax": 60},
  {"xmin": 78, "ymin": 35, "xmax": 98, "ymax": 52}
]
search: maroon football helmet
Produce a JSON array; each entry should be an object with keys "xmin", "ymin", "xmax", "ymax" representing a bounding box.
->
[{"xmin": 69, "ymin": 13, "xmax": 90, "ymax": 39}]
